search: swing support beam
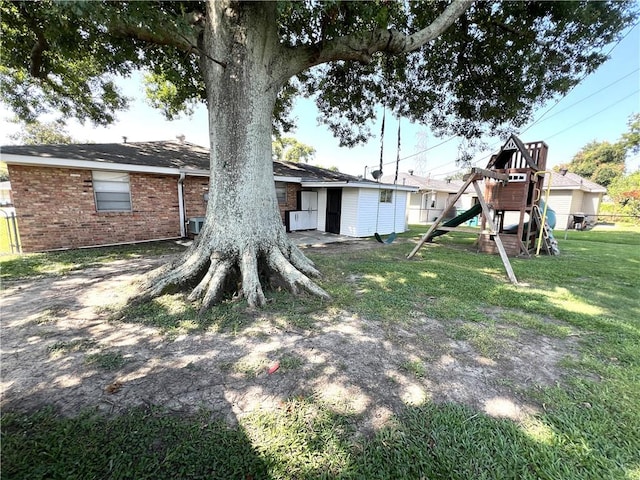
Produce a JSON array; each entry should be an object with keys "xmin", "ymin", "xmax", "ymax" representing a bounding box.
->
[{"xmin": 407, "ymin": 170, "xmax": 518, "ymax": 285}]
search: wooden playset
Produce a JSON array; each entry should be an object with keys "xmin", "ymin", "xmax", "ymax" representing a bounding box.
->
[{"xmin": 407, "ymin": 134, "xmax": 558, "ymax": 284}]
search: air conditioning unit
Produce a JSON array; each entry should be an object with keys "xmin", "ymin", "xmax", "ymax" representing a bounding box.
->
[{"xmin": 188, "ymin": 217, "xmax": 206, "ymax": 235}]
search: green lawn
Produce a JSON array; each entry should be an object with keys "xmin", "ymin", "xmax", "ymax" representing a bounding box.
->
[
  {"xmin": 0, "ymin": 240, "xmax": 185, "ymax": 279},
  {"xmin": 1, "ymin": 225, "xmax": 639, "ymax": 479}
]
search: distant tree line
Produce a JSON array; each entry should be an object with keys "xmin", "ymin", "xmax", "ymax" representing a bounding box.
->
[{"xmin": 557, "ymin": 114, "xmax": 640, "ymax": 220}]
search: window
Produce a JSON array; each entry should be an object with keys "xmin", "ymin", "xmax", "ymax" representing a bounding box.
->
[
  {"xmin": 275, "ymin": 182, "xmax": 287, "ymax": 204},
  {"xmin": 379, "ymin": 189, "xmax": 393, "ymax": 203},
  {"xmin": 421, "ymin": 193, "xmax": 434, "ymax": 210},
  {"xmin": 93, "ymin": 171, "xmax": 132, "ymax": 212}
]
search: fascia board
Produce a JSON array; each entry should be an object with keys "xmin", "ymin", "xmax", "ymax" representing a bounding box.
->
[
  {"xmin": 180, "ymin": 169, "xmax": 210, "ymax": 177},
  {"xmin": 301, "ymin": 180, "xmax": 418, "ymax": 192},
  {"xmin": 274, "ymin": 175, "xmax": 302, "ymax": 182},
  {"xmin": 548, "ymin": 184, "xmax": 580, "ymax": 190}
]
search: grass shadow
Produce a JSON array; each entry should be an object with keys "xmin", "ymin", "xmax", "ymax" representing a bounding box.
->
[
  {"xmin": 0, "ymin": 241, "xmax": 186, "ymax": 280},
  {"xmin": 3, "ymin": 396, "xmax": 636, "ymax": 479}
]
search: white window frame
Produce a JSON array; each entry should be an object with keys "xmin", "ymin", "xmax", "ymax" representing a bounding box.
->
[
  {"xmin": 92, "ymin": 171, "xmax": 132, "ymax": 212},
  {"xmin": 275, "ymin": 182, "xmax": 287, "ymax": 204},
  {"xmin": 422, "ymin": 192, "xmax": 435, "ymax": 210},
  {"xmin": 379, "ymin": 189, "xmax": 393, "ymax": 203}
]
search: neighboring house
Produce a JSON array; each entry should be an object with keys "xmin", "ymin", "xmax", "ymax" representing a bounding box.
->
[
  {"xmin": 382, "ymin": 172, "xmax": 477, "ymax": 224},
  {"xmin": 384, "ymin": 169, "xmax": 605, "ymax": 230},
  {"xmin": 0, "ymin": 140, "xmax": 416, "ymax": 252},
  {"xmin": 541, "ymin": 171, "xmax": 606, "ymax": 229}
]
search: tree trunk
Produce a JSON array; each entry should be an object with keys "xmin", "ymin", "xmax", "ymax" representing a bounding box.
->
[{"xmin": 140, "ymin": 2, "xmax": 328, "ymax": 310}]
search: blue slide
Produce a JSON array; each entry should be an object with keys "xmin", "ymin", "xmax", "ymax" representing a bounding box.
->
[
  {"xmin": 539, "ymin": 200, "xmax": 556, "ymax": 229},
  {"xmin": 503, "ymin": 200, "xmax": 559, "ymax": 254}
]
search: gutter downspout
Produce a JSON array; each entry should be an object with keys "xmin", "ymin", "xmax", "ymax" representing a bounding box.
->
[{"xmin": 177, "ymin": 172, "xmax": 186, "ymax": 238}]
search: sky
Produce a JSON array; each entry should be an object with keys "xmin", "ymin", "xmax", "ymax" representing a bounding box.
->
[{"xmin": 1, "ymin": 22, "xmax": 638, "ymax": 180}]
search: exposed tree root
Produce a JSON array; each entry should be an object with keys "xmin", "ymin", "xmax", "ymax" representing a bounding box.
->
[
  {"xmin": 287, "ymin": 244, "xmax": 322, "ymax": 277},
  {"xmin": 137, "ymin": 247, "xmax": 210, "ymax": 302},
  {"xmin": 137, "ymin": 236, "xmax": 330, "ymax": 311},
  {"xmin": 268, "ymin": 247, "xmax": 330, "ymax": 299},
  {"xmin": 240, "ymin": 247, "xmax": 266, "ymax": 308},
  {"xmin": 198, "ymin": 257, "xmax": 234, "ymax": 313}
]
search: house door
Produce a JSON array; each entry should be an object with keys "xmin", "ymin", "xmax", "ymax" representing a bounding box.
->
[{"xmin": 325, "ymin": 188, "xmax": 342, "ymax": 234}]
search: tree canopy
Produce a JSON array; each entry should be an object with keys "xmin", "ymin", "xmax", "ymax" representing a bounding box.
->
[
  {"xmin": 560, "ymin": 140, "xmax": 627, "ymax": 187},
  {"xmin": 607, "ymin": 171, "xmax": 640, "ymax": 217},
  {"xmin": 8, "ymin": 118, "xmax": 75, "ymax": 145},
  {"xmin": 619, "ymin": 113, "xmax": 640, "ymax": 155},
  {"xmin": 272, "ymin": 137, "xmax": 316, "ymax": 163},
  {"xmin": 1, "ymin": 1, "xmax": 636, "ymax": 145}
]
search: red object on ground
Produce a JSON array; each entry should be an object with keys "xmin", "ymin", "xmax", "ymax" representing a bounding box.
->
[{"xmin": 268, "ymin": 362, "xmax": 280, "ymax": 374}]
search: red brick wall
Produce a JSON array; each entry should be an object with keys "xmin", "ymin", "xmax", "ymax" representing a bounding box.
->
[
  {"xmin": 9, "ymin": 165, "xmax": 300, "ymax": 251},
  {"xmin": 181, "ymin": 177, "xmax": 299, "ymax": 222},
  {"xmin": 278, "ymin": 183, "xmax": 300, "ymax": 220},
  {"xmin": 8, "ymin": 165, "xmax": 182, "ymax": 252},
  {"xmin": 183, "ymin": 176, "xmax": 209, "ymax": 219}
]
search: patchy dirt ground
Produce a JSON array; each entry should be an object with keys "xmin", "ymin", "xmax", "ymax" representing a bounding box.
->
[{"xmin": 1, "ymin": 242, "xmax": 577, "ymax": 433}]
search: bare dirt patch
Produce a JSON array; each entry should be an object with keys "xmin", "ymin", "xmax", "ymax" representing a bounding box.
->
[{"xmin": 1, "ymin": 243, "xmax": 577, "ymax": 433}]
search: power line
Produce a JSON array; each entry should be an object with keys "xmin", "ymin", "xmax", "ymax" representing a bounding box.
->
[
  {"xmin": 521, "ymin": 21, "xmax": 640, "ymax": 135},
  {"xmin": 431, "ymin": 88, "xmax": 640, "ymax": 178},
  {"xmin": 396, "ymin": 135, "xmax": 456, "ymax": 162},
  {"xmin": 535, "ymin": 68, "xmax": 639, "ymax": 123},
  {"xmin": 375, "ymin": 62, "xmax": 638, "ymax": 173},
  {"xmin": 365, "ymin": 134, "xmax": 457, "ymax": 171},
  {"xmin": 544, "ymin": 89, "xmax": 639, "ymax": 141},
  {"xmin": 368, "ymin": 22, "xmax": 640, "ymax": 176}
]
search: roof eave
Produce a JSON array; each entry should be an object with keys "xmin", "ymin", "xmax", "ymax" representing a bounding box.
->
[
  {"xmin": 274, "ymin": 175, "xmax": 303, "ymax": 183},
  {"xmin": 548, "ymin": 184, "xmax": 606, "ymax": 193},
  {"xmin": 301, "ymin": 180, "xmax": 417, "ymax": 191}
]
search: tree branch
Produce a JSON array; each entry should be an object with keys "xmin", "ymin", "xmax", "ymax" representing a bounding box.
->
[
  {"xmin": 109, "ymin": 21, "xmax": 227, "ymax": 69},
  {"xmin": 492, "ymin": 20, "xmax": 546, "ymax": 46},
  {"xmin": 287, "ymin": 0, "xmax": 473, "ymax": 76},
  {"xmin": 15, "ymin": 3, "xmax": 49, "ymax": 78},
  {"xmin": 108, "ymin": 23, "xmax": 195, "ymax": 53},
  {"xmin": 29, "ymin": 29, "xmax": 48, "ymax": 78}
]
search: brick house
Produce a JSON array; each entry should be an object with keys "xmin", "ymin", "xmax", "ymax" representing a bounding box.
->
[{"xmin": 1, "ymin": 140, "xmax": 416, "ymax": 252}]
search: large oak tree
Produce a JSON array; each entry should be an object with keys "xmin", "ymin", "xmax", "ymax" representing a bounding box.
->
[{"xmin": 1, "ymin": 1, "xmax": 636, "ymax": 309}]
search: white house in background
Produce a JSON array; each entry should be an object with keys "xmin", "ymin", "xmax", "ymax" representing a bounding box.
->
[
  {"xmin": 542, "ymin": 171, "xmax": 606, "ymax": 229},
  {"xmin": 382, "ymin": 172, "xmax": 477, "ymax": 224}
]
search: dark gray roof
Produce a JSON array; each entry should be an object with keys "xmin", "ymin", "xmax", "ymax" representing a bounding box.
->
[
  {"xmin": 381, "ymin": 172, "xmax": 463, "ymax": 193},
  {"xmin": 1, "ymin": 141, "xmax": 211, "ymax": 171},
  {"xmin": 273, "ymin": 161, "xmax": 372, "ymax": 183},
  {"xmin": 1, "ymin": 140, "xmax": 376, "ymax": 183}
]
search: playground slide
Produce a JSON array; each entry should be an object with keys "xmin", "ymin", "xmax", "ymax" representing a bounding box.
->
[
  {"xmin": 539, "ymin": 200, "xmax": 556, "ymax": 229},
  {"xmin": 538, "ymin": 200, "xmax": 560, "ymax": 255},
  {"xmin": 428, "ymin": 203, "xmax": 482, "ymax": 241}
]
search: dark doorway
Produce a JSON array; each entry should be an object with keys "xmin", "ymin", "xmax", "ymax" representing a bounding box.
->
[{"xmin": 325, "ymin": 188, "xmax": 342, "ymax": 234}]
